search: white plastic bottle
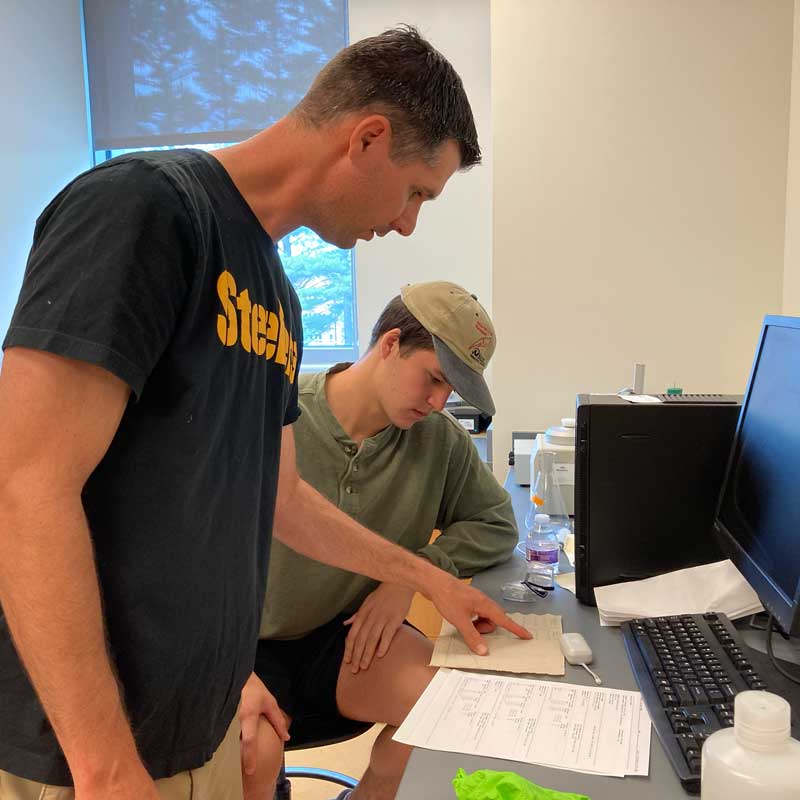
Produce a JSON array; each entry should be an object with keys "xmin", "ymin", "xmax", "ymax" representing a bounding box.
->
[
  {"xmin": 701, "ymin": 690, "xmax": 800, "ymax": 799},
  {"xmin": 525, "ymin": 513, "xmax": 560, "ymax": 574}
]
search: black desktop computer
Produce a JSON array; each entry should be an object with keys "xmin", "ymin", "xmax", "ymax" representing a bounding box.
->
[
  {"xmin": 574, "ymin": 394, "xmax": 741, "ymax": 605},
  {"xmin": 615, "ymin": 315, "xmax": 800, "ymax": 793}
]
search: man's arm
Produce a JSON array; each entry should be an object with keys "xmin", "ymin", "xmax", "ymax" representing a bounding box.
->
[
  {"xmin": 0, "ymin": 348, "xmax": 159, "ymax": 799},
  {"xmin": 273, "ymin": 426, "xmax": 530, "ymax": 654},
  {"xmin": 419, "ymin": 424, "xmax": 519, "ymax": 577}
]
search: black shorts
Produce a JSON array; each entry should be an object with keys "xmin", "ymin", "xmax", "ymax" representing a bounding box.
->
[
  {"xmin": 253, "ymin": 613, "xmax": 420, "ymax": 736},
  {"xmin": 254, "ymin": 613, "xmax": 353, "ymax": 722}
]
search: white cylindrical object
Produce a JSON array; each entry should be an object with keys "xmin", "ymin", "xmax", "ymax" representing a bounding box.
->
[
  {"xmin": 701, "ymin": 691, "xmax": 800, "ymax": 799},
  {"xmin": 633, "ymin": 362, "xmax": 646, "ymax": 394}
]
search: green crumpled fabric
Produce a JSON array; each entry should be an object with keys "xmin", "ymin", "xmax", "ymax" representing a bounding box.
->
[{"xmin": 452, "ymin": 768, "xmax": 590, "ymax": 800}]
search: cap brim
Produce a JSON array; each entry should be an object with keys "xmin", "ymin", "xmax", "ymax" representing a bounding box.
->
[{"xmin": 433, "ymin": 335, "xmax": 496, "ymax": 417}]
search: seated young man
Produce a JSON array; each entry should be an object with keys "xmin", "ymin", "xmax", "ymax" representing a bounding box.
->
[{"xmin": 240, "ymin": 281, "xmax": 518, "ymax": 800}]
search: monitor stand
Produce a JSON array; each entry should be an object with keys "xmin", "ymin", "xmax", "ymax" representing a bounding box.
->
[{"xmin": 741, "ymin": 627, "xmax": 800, "ymax": 667}]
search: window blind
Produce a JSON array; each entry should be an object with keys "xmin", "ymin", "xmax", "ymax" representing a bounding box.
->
[{"xmin": 83, "ymin": 0, "xmax": 348, "ymax": 150}]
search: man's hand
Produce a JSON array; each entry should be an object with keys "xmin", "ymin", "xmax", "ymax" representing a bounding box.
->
[
  {"xmin": 343, "ymin": 584, "xmax": 415, "ymax": 674},
  {"xmin": 429, "ymin": 576, "xmax": 531, "ymax": 654},
  {"xmin": 239, "ymin": 672, "xmax": 289, "ymax": 778}
]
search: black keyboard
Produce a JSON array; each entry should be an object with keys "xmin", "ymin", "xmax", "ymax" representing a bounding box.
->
[{"xmin": 622, "ymin": 612, "xmax": 773, "ymax": 794}]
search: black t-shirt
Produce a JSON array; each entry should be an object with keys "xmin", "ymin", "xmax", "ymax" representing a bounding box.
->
[{"xmin": 0, "ymin": 150, "xmax": 303, "ymax": 784}]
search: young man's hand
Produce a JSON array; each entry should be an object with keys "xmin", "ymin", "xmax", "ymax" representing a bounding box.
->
[
  {"xmin": 239, "ymin": 672, "xmax": 289, "ymax": 778},
  {"xmin": 343, "ymin": 583, "xmax": 415, "ymax": 674},
  {"xmin": 429, "ymin": 576, "xmax": 531, "ymax": 654}
]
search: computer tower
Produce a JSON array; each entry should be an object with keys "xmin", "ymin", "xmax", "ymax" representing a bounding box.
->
[{"xmin": 574, "ymin": 394, "xmax": 741, "ymax": 606}]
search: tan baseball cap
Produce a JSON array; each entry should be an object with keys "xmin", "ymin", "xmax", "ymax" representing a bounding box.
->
[{"xmin": 400, "ymin": 281, "xmax": 496, "ymax": 416}]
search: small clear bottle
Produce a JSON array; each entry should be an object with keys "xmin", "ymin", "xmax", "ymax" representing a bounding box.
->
[
  {"xmin": 525, "ymin": 513, "xmax": 560, "ymax": 574},
  {"xmin": 701, "ymin": 690, "xmax": 800, "ymax": 799}
]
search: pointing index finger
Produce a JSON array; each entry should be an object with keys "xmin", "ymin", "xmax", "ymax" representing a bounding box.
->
[
  {"xmin": 498, "ymin": 613, "xmax": 532, "ymax": 639},
  {"xmin": 481, "ymin": 605, "xmax": 532, "ymax": 640}
]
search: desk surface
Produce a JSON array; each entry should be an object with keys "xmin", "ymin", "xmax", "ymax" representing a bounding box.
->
[{"xmin": 396, "ymin": 468, "xmax": 687, "ymax": 799}]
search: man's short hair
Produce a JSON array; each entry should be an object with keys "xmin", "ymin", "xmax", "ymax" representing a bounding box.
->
[
  {"xmin": 369, "ymin": 295, "xmax": 433, "ymax": 354},
  {"xmin": 293, "ymin": 25, "xmax": 480, "ymax": 169}
]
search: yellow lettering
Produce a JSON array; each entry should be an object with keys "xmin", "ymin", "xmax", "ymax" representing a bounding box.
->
[
  {"xmin": 275, "ymin": 303, "xmax": 289, "ymax": 367},
  {"xmin": 286, "ymin": 339, "xmax": 298, "ymax": 384},
  {"xmin": 251, "ymin": 304, "xmax": 267, "ymax": 356},
  {"xmin": 216, "ymin": 271, "xmax": 298, "ymax": 382},
  {"xmin": 236, "ymin": 289, "xmax": 252, "ymax": 353},
  {"xmin": 265, "ymin": 310, "xmax": 279, "ymax": 360},
  {"xmin": 216, "ymin": 271, "xmax": 238, "ymax": 346}
]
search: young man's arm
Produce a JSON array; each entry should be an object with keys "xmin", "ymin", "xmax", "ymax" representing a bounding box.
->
[
  {"xmin": 0, "ymin": 348, "xmax": 159, "ymax": 800},
  {"xmin": 343, "ymin": 422, "xmax": 520, "ymax": 672},
  {"xmin": 273, "ymin": 425, "xmax": 530, "ymax": 655},
  {"xmin": 418, "ymin": 423, "xmax": 519, "ymax": 577}
]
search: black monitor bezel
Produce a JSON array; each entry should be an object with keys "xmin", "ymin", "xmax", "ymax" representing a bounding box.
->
[{"xmin": 713, "ymin": 314, "xmax": 800, "ymax": 637}]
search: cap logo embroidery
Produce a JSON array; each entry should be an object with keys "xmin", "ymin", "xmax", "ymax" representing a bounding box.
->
[
  {"xmin": 475, "ymin": 320, "xmax": 491, "ymax": 337},
  {"xmin": 470, "ymin": 348, "xmax": 487, "ymax": 367},
  {"xmin": 469, "ymin": 335, "xmax": 493, "ymax": 353}
]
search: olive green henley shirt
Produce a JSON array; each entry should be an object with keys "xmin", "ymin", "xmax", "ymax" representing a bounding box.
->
[{"xmin": 260, "ymin": 366, "xmax": 518, "ymax": 640}]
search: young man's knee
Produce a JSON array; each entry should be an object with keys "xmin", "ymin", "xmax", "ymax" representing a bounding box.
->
[{"xmin": 392, "ymin": 664, "xmax": 437, "ymax": 718}]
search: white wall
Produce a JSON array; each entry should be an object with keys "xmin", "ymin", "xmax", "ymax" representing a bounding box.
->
[
  {"xmin": 492, "ymin": 0, "xmax": 792, "ymax": 477},
  {"xmin": 0, "ymin": 2, "xmax": 90, "ymax": 361},
  {"xmin": 785, "ymin": 1, "xmax": 800, "ymax": 316},
  {"xmin": 348, "ymin": 0, "xmax": 492, "ymax": 354}
]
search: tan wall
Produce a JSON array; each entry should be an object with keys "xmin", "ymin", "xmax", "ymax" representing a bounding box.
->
[
  {"xmin": 349, "ymin": 0, "xmax": 492, "ymax": 356},
  {"xmin": 491, "ymin": 0, "xmax": 792, "ymax": 476},
  {"xmin": 786, "ymin": 1, "xmax": 800, "ymax": 316}
]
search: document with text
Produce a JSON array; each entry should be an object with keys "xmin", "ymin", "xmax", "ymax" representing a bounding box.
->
[
  {"xmin": 431, "ymin": 613, "xmax": 564, "ymax": 675},
  {"xmin": 394, "ymin": 669, "xmax": 651, "ymax": 778}
]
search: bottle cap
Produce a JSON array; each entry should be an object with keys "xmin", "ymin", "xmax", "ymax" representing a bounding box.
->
[
  {"xmin": 534, "ymin": 513, "xmax": 550, "ymax": 524},
  {"xmin": 734, "ymin": 691, "xmax": 791, "ymax": 750}
]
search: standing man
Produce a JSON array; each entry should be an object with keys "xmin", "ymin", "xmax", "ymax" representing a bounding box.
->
[
  {"xmin": 0, "ymin": 25, "xmax": 527, "ymax": 800},
  {"xmin": 241, "ymin": 282, "xmax": 518, "ymax": 800}
]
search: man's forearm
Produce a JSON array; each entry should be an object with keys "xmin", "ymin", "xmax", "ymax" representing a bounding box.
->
[
  {"xmin": 274, "ymin": 478, "xmax": 444, "ymax": 596},
  {"xmin": 0, "ymin": 489, "xmax": 147, "ymax": 790}
]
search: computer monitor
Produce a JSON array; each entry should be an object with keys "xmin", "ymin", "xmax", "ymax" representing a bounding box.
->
[{"xmin": 714, "ymin": 315, "xmax": 800, "ymax": 637}]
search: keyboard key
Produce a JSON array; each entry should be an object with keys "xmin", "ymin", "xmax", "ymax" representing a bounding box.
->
[
  {"xmin": 721, "ymin": 684, "xmax": 736, "ymax": 700},
  {"xmin": 689, "ymin": 685, "xmax": 709, "ymax": 704},
  {"xmin": 673, "ymin": 683, "xmax": 693, "ymax": 706}
]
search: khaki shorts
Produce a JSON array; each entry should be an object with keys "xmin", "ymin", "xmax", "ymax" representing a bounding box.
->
[{"xmin": 0, "ymin": 711, "xmax": 243, "ymax": 800}]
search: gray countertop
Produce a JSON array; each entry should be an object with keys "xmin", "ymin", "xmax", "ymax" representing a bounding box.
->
[{"xmin": 396, "ymin": 469, "xmax": 687, "ymax": 799}]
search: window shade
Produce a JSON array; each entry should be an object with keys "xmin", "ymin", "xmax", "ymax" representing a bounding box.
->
[{"xmin": 83, "ymin": 0, "xmax": 348, "ymax": 150}]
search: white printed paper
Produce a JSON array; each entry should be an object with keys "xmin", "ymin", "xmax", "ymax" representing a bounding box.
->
[{"xmin": 394, "ymin": 669, "xmax": 651, "ymax": 778}]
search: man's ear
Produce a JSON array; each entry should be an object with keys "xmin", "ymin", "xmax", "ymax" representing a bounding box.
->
[
  {"xmin": 348, "ymin": 114, "xmax": 392, "ymax": 162},
  {"xmin": 379, "ymin": 328, "xmax": 402, "ymax": 359}
]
